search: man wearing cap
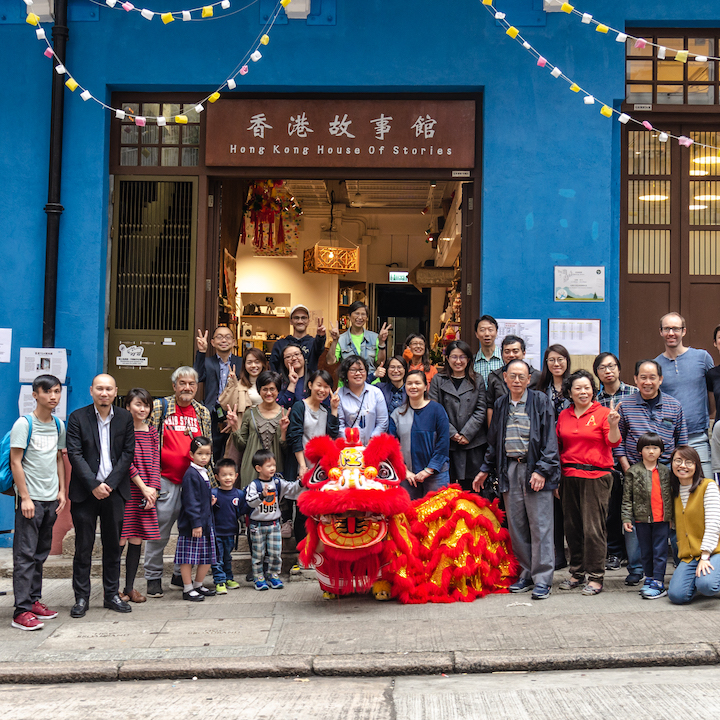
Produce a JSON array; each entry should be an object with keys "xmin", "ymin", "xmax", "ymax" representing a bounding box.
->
[{"xmin": 269, "ymin": 304, "xmax": 327, "ymax": 374}]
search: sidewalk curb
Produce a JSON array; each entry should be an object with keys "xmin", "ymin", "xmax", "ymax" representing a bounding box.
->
[{"xmin": 0, "ymin": 645, "xmax": 718, "ymax": 684}]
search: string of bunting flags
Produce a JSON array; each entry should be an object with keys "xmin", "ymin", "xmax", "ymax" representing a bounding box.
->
[
  {"xmin": 85, "ymin": 0, "xmax": 258, "ymax": 24},
  {"xmin": 23, "ymin": 0, "xmax": 291, "ymax": 124},
  {"xmin": 479, "ymin": 0, "xmax": 720, "ymax": 153}
]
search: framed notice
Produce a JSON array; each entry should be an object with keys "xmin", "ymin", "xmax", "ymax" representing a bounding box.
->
[
  {"xmin": 548, "ymin": 319, "xmax": 601, "ymax": 356},
  {"xmin": 554, "ymin": 266, "xmax": 605, "ymax": 302}
]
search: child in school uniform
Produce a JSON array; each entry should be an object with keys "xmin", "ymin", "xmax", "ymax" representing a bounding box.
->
[
  {"xmin": 175, "ymin": 436, "xmax": 217, "ymax": 602},
  {"xmin": 621, "ymin": 432, "xmax": 673, "ymax": 600},
  {"xmin": 211, "ymin": 457, "xmax": 247, "ymax": 594},
  {"xmin": 245, "ymin": 448, "xmax": 302, "ymax": 591}
]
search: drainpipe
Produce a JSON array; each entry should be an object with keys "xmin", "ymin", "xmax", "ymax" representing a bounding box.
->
[{"xmin": 42, "ymin": 0, "xmax": 68, "ymax": 348}]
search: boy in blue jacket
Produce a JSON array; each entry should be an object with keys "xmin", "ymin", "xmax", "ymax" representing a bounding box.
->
[{"xmin": 211, "ymin": 458, "xmax": 247, "ymax": 594}]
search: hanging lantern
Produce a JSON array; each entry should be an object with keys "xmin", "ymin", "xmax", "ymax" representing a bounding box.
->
[{"xmin": 303, "ymin": 244, "xmax": 359, "ymax": 274}]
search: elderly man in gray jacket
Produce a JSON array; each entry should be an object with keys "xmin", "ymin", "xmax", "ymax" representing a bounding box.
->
[{"xmin": 473, "ymin": 359, "xmax": 560, "ymax": 600}]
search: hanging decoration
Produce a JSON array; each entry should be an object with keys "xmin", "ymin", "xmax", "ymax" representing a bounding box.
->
[
  {"xmin": 240, "ymin": 180, "xmax": 302, "ymax": 257},
  {"xmin": 24, "ymin": 0, "xmax": 290, "ymax": 124},
  {"xmin": 303, "ymin": 245, "xmax": 360, "ymax": 275},
  {"xmin": 478, "ymin": 0, "xmax": 720, "ymax": 153},
  {"xmin": 87, "ymin": 0, "xmax": 249, "ymax": 25}
]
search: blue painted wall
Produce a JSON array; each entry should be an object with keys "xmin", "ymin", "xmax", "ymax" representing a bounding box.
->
[{"xmin": 0, "ymin": 0, "xmax": 716, "ymax": 440}]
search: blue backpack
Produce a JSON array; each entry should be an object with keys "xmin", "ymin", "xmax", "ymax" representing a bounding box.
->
[{"xmin": 0, "ymin": 415, "xmax": 62, "ymax": 495}]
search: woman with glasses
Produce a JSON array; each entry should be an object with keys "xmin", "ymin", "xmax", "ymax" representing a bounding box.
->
[
  {"xmin": 278, "ymin": 344, "xmax": 311, "ymax": 410},
  {"xmin": 403, "ymin": 333, "xmax": 437, "ymax": 384},
  {"xmin": 390, "ymin": 370, "xmax": 450, "ymax": 501},
  {"xmin": 428, "ymin": 340, "xmax": 486, "ymax": 492},
  {"xmin": 555, "ymin": 370, "xmax": 622, "ymax": 596},
  {"xmin": 668, "ymin": 445, "xmax": 720, "ymax": 604},
  {"xmin": 336, "ymin": 355, "xmax": 388, "ymax": 446},
  {"xmin": 328, "ymin": 300, "xmax": 390, "ymax": 374},
  {"xmin": 375, "ymin": 355, "xmax": 409, "ymax": 415}
]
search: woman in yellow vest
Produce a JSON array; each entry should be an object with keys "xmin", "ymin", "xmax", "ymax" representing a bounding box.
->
[{"xmin": 668, "ymin": 445, "xmax": 720, "ymax": 605}]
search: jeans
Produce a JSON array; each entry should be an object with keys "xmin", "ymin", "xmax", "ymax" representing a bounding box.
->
[
  {"xmin": 624, "ymin": 522, "xmax": 644, "ymax": 578},
  {"xmin": 400, "ymin": 473, "xmax": 450, "ymax": 502},
  {"xmin": 211, "ymin": 535, "xmax": 235, "ymax": 583},
  {"xmin": 668, "ymin": 553, "xmax": 720, "ymax": 604},
  {"xmin": 688, "ymin": 432, "xmax": 712, "ymax": 481},
  {"xmin": 634, "ymin": 521, "xmax": 670, "ymax": 582},
  {"xmin": 12, "ymin": 500, "xmax": 58, "ymax": 616}
]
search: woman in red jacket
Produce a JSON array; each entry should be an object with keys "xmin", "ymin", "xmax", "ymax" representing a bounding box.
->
[{"xmin": 556, "ymin": 369, "xmax": 622, "ymax": 596}]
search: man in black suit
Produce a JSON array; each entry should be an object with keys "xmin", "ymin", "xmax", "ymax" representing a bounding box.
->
[
  {"xmin": 66, "ymin": 374, "xmax": 135, "ymax": 617},
  {"xmin": 194, "ymin": 326, "xmax": 242, "ymax": 461}
]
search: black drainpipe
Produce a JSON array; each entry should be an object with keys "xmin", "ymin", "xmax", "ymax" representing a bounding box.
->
[{"xmin": 42, "ymin": 0, "xmax": 68, "ymax": 348}]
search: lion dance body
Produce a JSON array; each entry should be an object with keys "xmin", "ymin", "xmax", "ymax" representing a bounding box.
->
[{"xmin": 297, "ymin": 428, "xmax": 517, "ymax": 603}]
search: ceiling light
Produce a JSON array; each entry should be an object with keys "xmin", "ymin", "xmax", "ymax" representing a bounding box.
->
[
  {"xmin": 694, "ymin": 195, "xmax": 720, "ymax": 201},
  {"xmin": 689, "ymin": 205, "xmax": 708, "ymax": 210},
  {"xmin": 639, "ymin": 194, "xmax": 668, "ymax": 201},
  {"xmin": 690, "ymin": 170, "xmax": 709, "ymax": 176},
  {"xmin": 693, "ymin": 156, "xmax": 720, "ymax": 164}
]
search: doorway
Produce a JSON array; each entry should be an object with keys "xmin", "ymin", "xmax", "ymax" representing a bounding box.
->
[{"xmin": 376, "ymin": 284, "xmax": 431, "ymax": 355}]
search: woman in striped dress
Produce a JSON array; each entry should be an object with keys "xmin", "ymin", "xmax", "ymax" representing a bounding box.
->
[{"xmin": 120, "ymin": 388, "xmax": 161, "ymax": 603}]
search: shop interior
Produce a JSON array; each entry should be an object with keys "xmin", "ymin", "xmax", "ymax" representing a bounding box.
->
[{"xmin": 216, "ymin": 178, "xmax": 467, "ymax": 366}]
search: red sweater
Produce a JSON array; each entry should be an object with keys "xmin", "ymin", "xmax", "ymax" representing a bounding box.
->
[{"xmin": 556, "ymin": 402, "xmax": 621, "ymax": 479}]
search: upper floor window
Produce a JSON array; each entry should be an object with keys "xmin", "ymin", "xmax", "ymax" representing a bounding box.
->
[{"xmin": 626, "ymin": 33, "xmax": 717, "ymax": 106}]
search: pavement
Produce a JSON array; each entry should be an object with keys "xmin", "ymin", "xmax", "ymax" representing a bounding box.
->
[{"xmin": 0, "ymin": 547, "xmax": 719, "ymax": 684}]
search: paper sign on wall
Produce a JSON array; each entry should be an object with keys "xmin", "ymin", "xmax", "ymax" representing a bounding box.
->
[
  {"xmin": 554, "ymin": 266, "xmax": 605, "ymax": 302},
  {"xmin": 18, "ymin": 385, "xmax": 68, "ymax": 421},
  {"xmin": 19, "ymin": 348, "xmax": 68, "ymax": 384},
  {"xmin": 0, "ymin": 328, "xmax": 11, "ymax": 363},
  {"xmin": 548, "ymin": 319, "xmax": 601, "ymax": 356},
  {"xmin": 496, "ymin": 319, "xmax": 542, "ymax": 366}
]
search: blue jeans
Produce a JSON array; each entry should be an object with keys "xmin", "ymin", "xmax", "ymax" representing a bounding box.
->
[
  {"xmin": 688, "ymin": 432, "xmax": 712, "ymax": 481},
  {"xmin": 401, "ymin": 473, "xmax": 449, "ymax": 501},
  {"xmin": 634, "ymin": 521, "xmax": 670, "ymax": 582},
  {"xmin": 668, "ymin": 552, "xmax": 720, "ymax": 605},
  {"xmin": 624, "ymin": 523, "xmax": 643, "ymax": 577},
  {"xmin": 211, "ymin": 535, "xmax": 235, "ymax": 584}
]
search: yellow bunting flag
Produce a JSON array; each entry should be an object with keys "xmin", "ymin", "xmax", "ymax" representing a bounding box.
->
[
  {"xmin": 675, "ymin": 50, "xmax": 688, "ymax": 63},
  {"xmin": 161, "ymin": 12, "xmax": 174, "ymax": 23},
  {"xmin": 280, "ymin": 0, "xmax": 291, "ymax": 6},
  {"xmin": 208, "ymin": 92, "xmax": 221, "ymax": 103},
  {"xmin": 26, "ymin": 12, "xmax": 40, "ymax": 25},
  {"xmin": 561, "ymin": 2, "xmax": 573, "ymax": 12},
  {"xmin": 202, "ymin": 5, "xmax": 213, "ymax": 17},
  {"xmin": 260, "ymin": 34, "xmax": 270, "ymax": 45},
  {"xmin": 569, "ymin": 83, "xmax": 581, "ymax": 92},
  {"xmin": 175, "ymin": 115, "xmax": 188, "ymax": 124},
  {"xmin": 596, "ymin": 24, "xmax": 609, "ymax": 33},
  {"xmin": 65, "ymin": 77, "xmax": 78, "ymax": 91},
  {"xmin": 506, "ymin": 26, "xmax": 519, "ymax": 39},
  {"xmin": 482, "ymin": 0, "xmax": 492, "ymax": 4},
  {"xmin": 600, "ymin": 105, "xmax": 613, "ymax": 117}
]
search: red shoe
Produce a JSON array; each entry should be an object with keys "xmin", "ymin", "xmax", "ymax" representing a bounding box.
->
[
  {"xmin": 12, "ymin": 612, "xmax": 44, "ymax": 631},
  {"xmin": 31, "ymin": 601, "xmax": 58, "ymax": 619}
]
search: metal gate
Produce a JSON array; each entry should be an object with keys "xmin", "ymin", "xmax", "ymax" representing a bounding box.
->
[{"xmin": 108, "ymin": 177, "xmax": 198, "ymax": 395}]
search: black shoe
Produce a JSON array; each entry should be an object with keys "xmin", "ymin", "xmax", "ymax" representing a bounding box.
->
[
  {"xmin": 605, "ymin": 555, "xmax": 621, "ymax": 571},
  {"xmin": 146, "ymin": 579, "xmax": 164, "ymax": 598},
  {"xmin": 103, "ymin": 594, "xmax": 132, "ymax": 613},
  {"xmin": 245, "ymin": 571, "xmax": 254, "ymax": 582},
  {"xmin": 625, "ymin": 573, "xmax": 644, "ymax": 586},
  {"xmin": 195, "ymin": 585, "xmax": 216, "ymax": 597},
  {"xmin": 70, "ymin": 598, "xmax": 88, "ymax": 618},
  {"xmin": 170, "ymin": 574, "xmax": 184, "ymax": 588},
  {"xmin": 183, "ymin": 590, "xmax": 205, "ymax": 602}
]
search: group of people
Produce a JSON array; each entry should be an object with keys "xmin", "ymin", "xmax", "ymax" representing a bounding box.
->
[{"xmin": 8, "ymin": 304, "xmax": 720, "ymax": 631}]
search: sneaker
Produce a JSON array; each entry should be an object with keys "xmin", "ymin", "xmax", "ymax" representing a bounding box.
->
[
  {"xmin": 30, "ymin": 601, "xmax": 58, "ymax": 619},
  {"xmin": 245, "ymin": 571, "xmax": 254, "ymax": 582},
  {"xmin": 182, "ymin": 590, "xmax": 205, "ymax": 602},
  {"xmin": 558, "ymin": 577, "xmax": 583, "ymax": 591},
  {"xmin": 605, "ymin": 555, "xmax": 621, "ymax": 571},
  {"xmin": 625, "ymin": 573, "xmax": 644, "ymax": 586},
  {"xmin": 195, "ymin": 585, "xmax": 216, "ymax": 597},
  {"xmin": 170, "ymin": 574, "xmax": 184, "ymax": 589},
  {"xmin": 641, "ymin": 580, "xmax": 667, "ymax": 600},
  {"xmin": 255, "ymin": 579, "xmax": 269, "ymax": 591},
  {"xmin": 146, "ymin": 579, "xmax": 164, "ymax": 598},
  {"xmin": 12, "ymin": 612, "xmax": 44, "ymax": 631},
  {"xmin": 290, "ymin": 564, "xmax": 302, "ymax": 576},
  {"xmin": 268, "ymin": 575, "xmax": 284, "ymax": 589},
  {"xmin": 639, "ymin": 578, "xmax": 653, "ymax": 595},
  {"xmin": 280, "ymin": 520, "xmax": 293, "ymax": 538},
  {"xmin": 509, "ymin": 577, "xmax": 534, "ymax": 593},
  {"xmin": 215, "ymin": 583, "xmax": 227, "ymax": 595},
  {"xmin": 531, "ymin": 583, "xmax": 551, "ymax": 600},
  {"xmin": 225, "ymin": 580, "xmax": 240, "ymax": 589}
]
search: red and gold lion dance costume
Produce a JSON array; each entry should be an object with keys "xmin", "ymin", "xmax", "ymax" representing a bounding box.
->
[{"xmin": 297, "ymin": 428, "xmax": 517, "ymax": 603}]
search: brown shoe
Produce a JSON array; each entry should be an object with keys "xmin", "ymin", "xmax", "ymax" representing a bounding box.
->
[
  {"xmin": 127, "ymin": 589, "xmax": 147, "ymax": 603},
  {"xmin": 118, "ymin": 590, "xmax": 130, "ymax": 602}
]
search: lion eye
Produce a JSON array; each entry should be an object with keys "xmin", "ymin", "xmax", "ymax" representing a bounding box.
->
[
  {"xmin": 376, "ymin": 461, "xmax": 398, "ymax": 484},
  {"xmin": 307, "ymin": 464, "xmax": 328, "ymax": 486}
]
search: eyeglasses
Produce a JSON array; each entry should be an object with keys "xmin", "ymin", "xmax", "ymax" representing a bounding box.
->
[
  {"xmin": 214, "ymin": 334, "xmax": 234, "ymax": 341},
  {"xmin": 448, "ymin": 354, "xmax": 467, "ymax": 362},
  {"xmin": 548, "ymin": 358, "xmax": 566, "ymax": 365},
  {"xmin": 672, "ymin": 458, "xmax": 696, "ymax": 467},
  {"xmin": 661, "ymin": 326, "xmax": 684, "ymax": 334},
  {"xmin": 597, "ymin": 363, "xmax": 617, "ymax": 372},
  {"xmin": 348, "ymin": 367, "xmax": 366, "ymax": 375},
  {"xmin": 291, "ymin": 315, "xmax": 309, "ymax": 321},
  {"xmin": 506, "ymin": 374, "xmax": 528, "ymax": 381},
  {"xmin": 284, "ymin": 352, "xmax": 303, "ymax": 360}
]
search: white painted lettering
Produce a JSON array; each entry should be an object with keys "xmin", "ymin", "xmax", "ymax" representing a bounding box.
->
[
  {"xmin": 230, "ymin": 144, "xmax": 237, "ymax": 153},
  {"xmin": 273, "ymin": 145, "xmax": 280, "ymax": 154},
  {"xmin": 317, "ymin": 145, "xmax": 324, "ymax": 154}
]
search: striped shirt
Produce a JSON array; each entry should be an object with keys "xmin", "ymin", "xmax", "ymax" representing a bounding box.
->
[
  {"xmin": 596, "ymin": 381, "xmax": 638, "ymax": 408},
  {"xmin": 679, "ymin": 480, "xmax": 720, "ymax": 554},
  {"xmin": 474, "ymin": 346, "xmax": 503, "ymax": 384},
  {"xmin": 505, "ymin": 391, "xmax": 530, "ymax": 458},
  {"xmin": 616, "ymin": 390, "xmax": 687, "ymax": 466}
]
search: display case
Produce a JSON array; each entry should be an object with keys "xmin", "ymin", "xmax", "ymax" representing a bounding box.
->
[{"xmin": 239, "ymin": 292, "xmax": 292, "ymax": 356}]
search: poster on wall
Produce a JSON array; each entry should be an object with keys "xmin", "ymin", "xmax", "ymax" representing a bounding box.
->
[
  {"xmin": 0, "ymin": 328, "xmax": 11, "ymax": 363},
  {"xmin": 18, "ymin": 385, "xmax": 68, "ymax": 421},
  {"xmin": 554, "ymin": 266, "xmax": 605, "ymax": 302},
  {"xmin": 496, "ymin": 319, "xmax": 542, "ymax": 366},
  {"xmin": 19, "ymin": 347, "xmax": 68, "ymax": 384},
  {"xmin": 548, "ymin": 319, "xmax": 601, "ymax": 356}
]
